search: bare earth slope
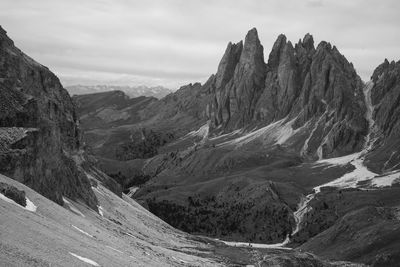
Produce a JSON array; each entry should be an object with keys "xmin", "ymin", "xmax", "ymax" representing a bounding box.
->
[{"xmin": 0, "ymin": 173, "xmax": 221, "ymax": 266}]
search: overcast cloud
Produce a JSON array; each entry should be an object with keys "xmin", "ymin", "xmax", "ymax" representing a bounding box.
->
[{"xmin": 1, "ymin": 0, "xmax": 399, "ymax": 89}]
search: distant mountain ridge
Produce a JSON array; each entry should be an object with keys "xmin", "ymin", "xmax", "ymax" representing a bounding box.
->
[{"xmin": 66, "ymin": 84, "xmax": 172, "ymax": 99}]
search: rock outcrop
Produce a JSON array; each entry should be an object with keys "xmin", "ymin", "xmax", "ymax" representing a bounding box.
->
[
  {"xmin": 366, "ymin": 59, "xmax": 400, "ymax": 172},
  {"xmin": 207, "ymin": 29, "xmax": 367, "ymax": 159},
  {"xmin": 0, "ymin": 181, "xmax": 26, "ymax": 206},
  {"xmin": 0, "ymin": 26, "xmax": 97, "ymax": 209},
  {"xmin": 208, "ymin": 28, "xmax": 267, "ymax": 131}
]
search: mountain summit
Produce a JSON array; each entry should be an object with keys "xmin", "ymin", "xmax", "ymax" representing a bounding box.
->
[
  {"xmin": 205, "ymin": 28, "xmax": 366, "ymax": 159},
  {"xmin": 210, "ymin": 27, "xmax": 266, "ymax": 130}
]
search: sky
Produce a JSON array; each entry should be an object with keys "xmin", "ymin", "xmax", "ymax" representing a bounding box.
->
[{"xmin": 1, "ymin": 0, "xmax": 399, "ymax": 90}]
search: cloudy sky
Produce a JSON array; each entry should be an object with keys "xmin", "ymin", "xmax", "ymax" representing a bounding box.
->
[{"xmin": 1, "ymin": 0, "xmax": 399, "ymax": 90}]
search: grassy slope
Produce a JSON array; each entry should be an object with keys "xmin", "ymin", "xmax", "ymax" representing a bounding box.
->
[{"xmin": 297, "ymin": 187, "xmax": 400, "ymax": 266}]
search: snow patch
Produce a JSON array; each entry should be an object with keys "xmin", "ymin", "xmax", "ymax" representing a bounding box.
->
[
  {"xmin": 371, "ymin": 171, "xmax": 400, "ymax": 187},
  {"xmin": 98, "ymin": 206, "xmax": 104, "ymax": 217},
  {"xmin": 275, "ymin": 118, "xmax": 301, "ymax": 145},
  {"xmin": 25, "ymin": 198, "xmax": 37, "ymax": 212},
  {"xmin": 0, "ymin": 193, "xmax": 37, "ymax": 212},
  {"xmin": 124, "ymin": 232, "xmax": 135, "ymax": 238},
  {"xmin": 227, "ymin": 119, "xmax": 282, "ymax": 147},
  {"xmin": 126, "ymin": 187, "xmax": 139, "ymax": 198},
  {"xmin": 187, "ymin": 122, "xmax": 209, "ymax": 142},
  {"xmin": 292, "ymin": 195, "xmax": 314, "ymax": 235},
  {"xmin": 106, "ymin": 245, "xmax": 123, "ymax": 254},
  {"xmin": 92, "ymin": 186, "xmax": 105, "ymax": 197},
  {"xmin": 172, "ymin": 256, "xmax": 190, "ymax": 264},
  {"xmin": 220, "ymin": 117, "xmax": 302, "ymax": 148},
  {"xmin": 315, "ymin": 158, "xmax": 376, "ymax": 192},
  {"xmin": 211, "ymin": 129, "xmax": 242, "ymax": 145},
  {"xmin": 63, "ymin": 197, "xmax": 85, "ymax": 217},
  {"xmin": 316, "ymin": 152, "xmax": 361, "ymax": 167},
  {"xmin": 383, "ymin": 151, "xmax": 398, "ymax": 171},
  {"xmin": 69, "ymin": 252, "xmax": 100, "ymax": 266},
  {"xmin": 72, "ymin": 225, "xmax": 94, "ymax": 238},
  {"xmin": 363, "ymin": 81, "xmax": 377, "ymax": 151},
  {"xmin": 218, "ymin": 235, "xmax": 291, "ymax": 250},
  {"xmin": 0, "ymin": 193, "xmax": 19, "ymax": 206}
]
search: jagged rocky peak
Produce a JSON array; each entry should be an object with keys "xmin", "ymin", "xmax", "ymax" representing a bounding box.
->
[
  {"xmin": 210, "ymin": 27, "xmax": 266, "ymax": 130},
  {"xmin": 239, "ymin": 27, "xmax": 265, "ymax": 67},
  {"xmin": 365, "ymin": 58, "xmax": 400, "ymax": 172},
  {"xmin": 371, "ymin": 58, "xmax": 399, "ymax": 105},
  {"xmin": 369, "ymin": 59, "xmax": 400, "ymax": 151},
  {"xmin": 0, "ymin": 26, "xmax": 98, "ymax": 210},
  {"xmin": 0, "ymin": 26, "xmax": 13, "ymax": 46},
  {"xmin": 302, "ymin": 33, "xmax": 315, "ymax": 50},
  {"xmin": 371, "ymin": 58, "xmax": 392, "ymax": 83},
  {"xmin": 267, "ymin": 33, "xmax": 287, "ymax": 68},
  {"xmin": 215, "ymin": 41, "xmax": 243, "ymax": 88},
  {"xmin": 207, "ymin": 28, "xmax": 367, "ymax": 158}
]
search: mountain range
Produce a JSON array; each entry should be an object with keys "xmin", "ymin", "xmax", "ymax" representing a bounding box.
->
[
  {"xmin": 66, "ymin": 84, "xmax": 172, "ymax": 99},
  {"xmin": 1, "ymin": 24, "xmax": 400, "ymax": 266}
]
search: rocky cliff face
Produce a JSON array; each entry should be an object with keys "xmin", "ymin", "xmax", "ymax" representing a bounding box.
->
[
  {"xmin": 208, "ymin": 28, "xmax": 267, "ymax": 131},
  {"xmin": 366, "ymin": 59, "xmax": 400, "ymax": 172},
  {"xmin": 207, "ymin": 29, "xmax": 367, "ymax": 159},
  {"xmin": 0, "ymin": 26, "xmax": 97, "ymax": 209}
]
